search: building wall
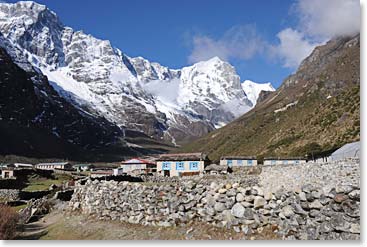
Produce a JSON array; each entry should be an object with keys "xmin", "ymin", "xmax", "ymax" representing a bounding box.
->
[
  {"xmin": 219, "ymin": 159, "xmax": 257, "ymax": 167},
  {"xmin": 121, "ymin": 164, "xmax": 147, "ymax": 173},
  {"xmin": 1, "ymin": 170, "xmax": 14, "ymax": 179},
  {"xmin": 263, "ymin": 160, "xmax": 306, "ymax": 166},
  {"xmin": 35, "ymin": 164, "xmax": 72, "ymax": 170},
  {"xmin": 156, "ymin": 160, "xmax": 204, "ymax": 177}
]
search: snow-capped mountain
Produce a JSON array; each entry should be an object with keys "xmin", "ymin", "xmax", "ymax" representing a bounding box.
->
[
  {"xmin": 0, "ymin": 1, "xmax": 274, "ymax": 145},
  {"xmin": 241, "ymin": 80, "xmax": 275, "ymax": 106}
]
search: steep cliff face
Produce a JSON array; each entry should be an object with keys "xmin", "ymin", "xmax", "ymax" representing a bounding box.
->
[
  {"xmin": 180, "ymin": 35, "xmax": 360, "ymax": 160},
  {"xmin": 0, "ymin": 1, "xmax": 274, "ymax": 146}
]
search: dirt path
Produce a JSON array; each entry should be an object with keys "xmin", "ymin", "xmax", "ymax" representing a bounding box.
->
[
  {"xmin": 17, "ymin": 206, "xmax": 278, "ymax": 240},
  {"xmin": 16, "ymin": 211, "xmax": 61, "ymax": 240}
]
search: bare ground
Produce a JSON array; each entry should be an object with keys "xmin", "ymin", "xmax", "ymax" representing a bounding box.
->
[{"xmin": 16, "ymin": 205, "xmax": 279, "ymax": 240}]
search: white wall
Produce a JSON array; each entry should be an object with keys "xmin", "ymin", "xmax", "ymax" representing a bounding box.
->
[
  {"xmin": 219, "ymin": 159, "xmax": 257, "ymax": 167},
  {"xmin": 156, "ymin": 160, "xmax": 205, "ymax": 177}
]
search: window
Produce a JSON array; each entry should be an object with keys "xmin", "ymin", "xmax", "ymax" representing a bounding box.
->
[
  {"xmin": 190, "ymin": 161, "xmax": 199, "ymax": 171},
  {"xmin": 271, "ymin": 160, "xmax": 276, "ymax": 165},
  {"xmin": 247, "ymin": 160, "xmax": 253, "ymax": 166},
  {"xmin": 238, "ymin": 160, "xmax": 243, "ymax": 166},
  {"xmin": 284, "ymin": 160, "xmax": 288, "ymax": 165},
  {"xmin": 227, "ymin": 160, "xmax": 233, "ymax": 167},
  {"xmin": 162, "ymin": 162, "xmax": 171, "ymax": 170},
  {"xmin": 296, "ymin": 160, "xmax": 300, "ymax": 165},
  {"xmin": 176, "ymin": 162, "xmax": 185, "ymax": 170}
]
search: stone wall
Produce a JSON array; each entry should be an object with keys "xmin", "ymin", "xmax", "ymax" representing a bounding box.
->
[
  {"xmin": 260, "ymin": 159, "xmax": 360, "ymax": 194},
  {"xmin": 0, "ymin": 189, "xmax": 20, "ymax": 201},
  {"xmin": 0, "ymin": 189, "xmax": 50, "ymax": 201},
  {"xmin": 69, "ymin": 178, "xmax": 360, "ymax": 240}
]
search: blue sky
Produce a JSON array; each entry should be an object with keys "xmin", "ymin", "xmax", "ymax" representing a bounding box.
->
[{"xmin": 6, "ymin": 0, "xmax": 361, "ymax": 88}]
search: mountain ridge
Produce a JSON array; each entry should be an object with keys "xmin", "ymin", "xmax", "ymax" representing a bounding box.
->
[
  {"xmin": 179, "ymin": 34, "xmax": 360, "ymax": 161},
  {"xmin": 0, "ymin": 1, "xmax": 275, "ymax": 146}
]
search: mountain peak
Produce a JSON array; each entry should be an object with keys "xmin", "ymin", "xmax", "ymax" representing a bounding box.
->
[{"xmin": 241, "ymin": 80, "xmax": 275, "ymax": 106}]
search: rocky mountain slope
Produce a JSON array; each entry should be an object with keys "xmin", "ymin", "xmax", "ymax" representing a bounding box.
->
[
  {"xmin": 180, "ymin": 34, "xmax": 360, "ymax": 161},
  {"xmin": 0, "ymin": 1, "xmax": 274, "ymax": 146},
  {"xmin": 0, "ymin": 33, "xmax": 172, "ymax": 161}
]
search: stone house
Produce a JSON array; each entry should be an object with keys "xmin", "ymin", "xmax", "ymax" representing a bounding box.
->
[
  {"xmin": 263, "ymin": 157, "xmax": 307, "ymax": 166},
  {"xmin": 35, "ymin": 162, "xmax": 72, "ymax": 170},
  {"xmin": 156, "ymin": 153, "xmax": 209, "ymax": 177},
  {"xmin": 120, "ymin": 158, "xmax": 156, "ymax": 175},
  {"xmin": 220, "ymin": 156, "xmax": 257, "ymax": 167}
]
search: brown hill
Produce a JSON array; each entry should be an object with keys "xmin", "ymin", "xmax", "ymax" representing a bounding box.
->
[{"xmin": 180, "ymin": 35, "xmax": 360, "ymax": 161}]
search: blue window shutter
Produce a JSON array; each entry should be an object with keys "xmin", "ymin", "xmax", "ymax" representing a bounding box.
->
[{"xmin": 190, "ymin": 161, "xmax": 199, "ymax": 170}]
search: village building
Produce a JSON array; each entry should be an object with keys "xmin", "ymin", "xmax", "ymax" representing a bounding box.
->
[
  {"xmin": 220, "ymin": 156, "xmax": 257, "ymax": 167},
  {"xmin": 90, "ymin": 170, "xmax": 113, "ymax": 178},
  {"xmin": 263, "ymin": 157, "xmax": 307, "ymax": 166},
  {"xmin": 156, "ymin": 153, "xmax": 209, "ymax": 177},
  {"xmin": 73, "ymin": 164, "xmax": 95, "ymax": 172},
  {"xmin": 120, "ymin": 158, "xmax": 156, "ymax": 176},
  {"xmin": 35, "ymin": 162, "xmax": 72, "ymax": 170},
  {"xmin": 13, "ymin": 163, "xmax": 34, "ymax": 169},
  {"xmin": 113, "ymin": 168, "xmax": 124, "ymax": 176},
  {"xmin": 0, "ymin": 167, "xmax": 15, "ymax": 179}
]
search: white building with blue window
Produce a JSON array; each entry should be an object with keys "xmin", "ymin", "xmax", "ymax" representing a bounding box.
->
[
  {"xmin": 263, "ymin": 157, "xmax": 307, "ymax": 166},
  {"xmin": 220, "ymin": 156, "xmax": 257, "ymax": 167},
  {"xmin": 156, "ymin": 153, "xmax": 209, "ymax": 177}
]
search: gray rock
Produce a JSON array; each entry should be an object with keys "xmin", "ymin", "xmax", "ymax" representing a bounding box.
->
[
  {"xmin": 253, "ymin": 196, "xmax": 266, "ymax": 208},
  {"xmin": 335, "ymin": 185, "xmax": 353, "ymax": 194},
  {"xmin": 348, "ymin": 190, "xmax": 360, "ymax": 200},
  {"xmin": 301, "ymin": 184, "xmax": 314, "ymax": 193},
  {"xmin": 264, "ymin": 192, "xmax": 273, "ymax": 201},
  {"xmin": 231, "ymin": 203, "xmax": 245, "ymax": 218},
  {"xmin": 281, "ymin": 205, "xmax": 294, "ymax": 218},
  {"xmin": 214, "ymin": 202, "xmax": 226, "ymax": 212},
  {"xmin": 240, "ymin": 201, "xmax": 253, "ymax": 208},
  {"xmin": 236, "ymin": 193, "xmax": 245, "ymax": 202},
  {"xmin": 309, "ymin": 200, "xmax": 323, "ymax": 209},
  {"xmin": 243, "ymin": 208, "xmax": 254, "ymax": 220},
  {"xmin": 319, "ymin": 222, "xmax": 333, "ymax": 233},
  {"xmin": 341, "ymin": 199, "xmax": 359, "ymax": 218}
]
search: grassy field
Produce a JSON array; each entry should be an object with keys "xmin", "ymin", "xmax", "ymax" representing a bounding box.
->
[
  {"xmin": 11, "ymin": 204, "xmax": 27, "ymax": 212},
  {"xmin": 23, "ymin": 174, "xmax": 73, "ymax": 192}
]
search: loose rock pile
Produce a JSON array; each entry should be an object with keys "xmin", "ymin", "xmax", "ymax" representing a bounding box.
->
[
  {"xmin": 0, "ymin": 189, "xmax": 19, "ymax": 201},
  {"xmin": 260, "ymin": 159, "xmax": 360, "ymax": 193},
  {"xmin": 69, "ymin": 179, "xmax": 360, "ymax": 240}
]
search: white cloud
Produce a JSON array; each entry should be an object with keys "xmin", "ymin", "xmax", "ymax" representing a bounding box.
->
[
  {"xmin": 271, "ymin": 28, "xmax": 320, "ymax": 68},
  {"xmin": 295, "ymin": 0, "xmax": 360, "ymax": 39},
  {"xmin": 188, "ymin": 25, "xmax": 265, "ymax": 64},
  {"xmin": 187, "ymin": 0, "xmax": 360, "ymax": 69},
  {"xmin": 273, "ymin": 0, "xmax": 360, "ymax": 69}
]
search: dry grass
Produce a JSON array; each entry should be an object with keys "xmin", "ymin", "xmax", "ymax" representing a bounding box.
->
[{"xmin": 0, "ymin": 204, "xmax": 19, "ymax": 240}]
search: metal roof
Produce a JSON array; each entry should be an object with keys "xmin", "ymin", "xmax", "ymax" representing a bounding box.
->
[
  {"xmin": 121, "ymin": 158, "xmax": 155, "ymax": 165},
  {"xmin": 331, "ymin": 141, "xmax": 360, "ymax": 161},
  {"xmin": 220, "ymin": 156, "xmax": 256, "ymax": 160},
  {"xmin": 264, "ymin": 157, "xmax": 306, "ymax": 161},
  {"xmin": 157, "ymin": 153, "xmax": 208, "ymax": 161}
]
